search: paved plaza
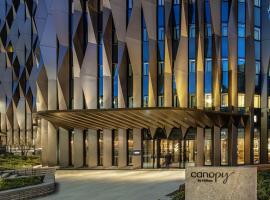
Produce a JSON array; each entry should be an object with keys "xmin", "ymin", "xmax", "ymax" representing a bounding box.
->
[{"xmin": 39, "ymin": 169, "xmax": 185, "ymax": 200}]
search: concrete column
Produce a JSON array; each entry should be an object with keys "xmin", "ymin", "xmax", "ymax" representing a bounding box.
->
[
  {"xmin": 133, "ymin": 129, "xmax": 142, "ymax": 169},
  {"xmin": 196, "ymin": 127, "xmax": 204, "ymax": 166},
  {"xmin": 59, "ymin": 128, "xmax": 69, "ymax": 167},
  {"xmin": 40, "ymin": 119, "xmax": 48, "ymax": 166},
  {"xmin": 73, "ymin": 129, "xmax": 84, "ymax": 168},
  {"xmin": 103, "ymin": 129, "xmax": 112, "ymax": 168},
  {"xmin": 88, "ymin": 129, "xmax": 98, "ymax": 168},
  {"xmin": 229, "ymin": 123, "xmax": 237, "ymax": 166},
  {"xmin": 213, "ymin": 126, "xmax": 221, "ymax": 166},
  {"xmin": 47, "ymin": 122, "xmax": 57, "ymax": 166},
  {"xmin": 118, "ymin": 129, "xmax": 127, "ymax": 168}
]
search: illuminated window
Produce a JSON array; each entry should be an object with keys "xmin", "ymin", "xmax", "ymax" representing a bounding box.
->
[
  {"xmin": 221, "ymin": 93, "xmax": 228, "ymax": 107},
  {"xmin": 204, "ymin": 93, "xmax": 212, "ymax": 108},
  {"xmin": 204, "ymin": 128, "xmax": 212, "ymax": 166},
  {"xmin": 237, "ymin": 128, "xmax": 245, "ymax": 165},
  {"xmin": 238, "ymin": 94, "xmax": 245, "ymax": 108},
  {"xmin": 254, "ymin": 95, "xmax": 261, "ymax": 108},
  {"xmin": 221, "ymin": 128, "xmax": 229, "ymax": 165},
  {"xmin": 253, "ymin": 128, "xmax": 260, "ymax": 164},
  {"xmin": 268, "ymin": 97, "xmax": 270, "ymax": 109},
  {"xmin": 254, "ymin": 115, "xmax": 258, "ymax": 123}
]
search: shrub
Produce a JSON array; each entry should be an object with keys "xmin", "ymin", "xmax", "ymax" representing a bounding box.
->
[
  {"xmin": 0, "ymin": 176, "xmax": 44, "ymax": 191},
  {"xmin": 258, "ymin": 172, "xmax": 270, "ymax": 200}
]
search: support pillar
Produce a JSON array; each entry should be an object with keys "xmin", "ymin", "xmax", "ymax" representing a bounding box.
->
[
  {"xmin": 133, "ymin": 128, "xmax": 142, "ymax": 169},
  {"xmin": 244, "ymin": 119, "xmax": 252, "ymax": 165},
  {"xmin": 40, "ymin": 119, "xmax": 48, "ymax": 166},
  {"xmin": 118, "ymin": 129, "xmax": 127, "ymax": 168},
  {"xmin": 213, "ymin": 126, "xmax": 221, "ymax": 166},
  {"xmin": 73, "ymin": 129, "xmax": 84, "ymax": 168},
  {"xmin": 59, "ymin": 128, "xmax": 69, "ymax": 167},
  {"xmin": 88, "ymin": 129, "xmax": 98, "ymax": 168},
  {"xmin": 103, "ymin": 129, "xmax": 112, "ymax": 168},
  {"xmin": 229, "ymin": 123, "xmax": 237, "ymax": 166},
  {"xmin": 47, "ymin": 122, "xmax": 57, "ymax": 166},
  {"xmin": 196, "ymin": 127, "xmax": 204, "ymax": 166}
]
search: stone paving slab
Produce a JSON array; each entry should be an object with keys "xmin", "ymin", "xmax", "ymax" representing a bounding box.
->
[{"xmin": 38, "ymin": 169, "xmax": 185, "ymax": 200}]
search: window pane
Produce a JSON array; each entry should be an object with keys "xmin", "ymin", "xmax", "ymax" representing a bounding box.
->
[
  {"xmin": 204, "ymin": 128, "xmax": 212, "ymax": 166},
  {"xmin": 221, "ymin": 128, "xmax": 229, "ymax": 165},
  {"xmin": 253, "ymin": 128, "xmax": 260, "ymax": 164},
  {"xmin": 237, "ymin": 128, "xmax": 245, "ymax": 165}
]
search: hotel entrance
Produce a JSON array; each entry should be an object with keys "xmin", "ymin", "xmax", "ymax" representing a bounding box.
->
[{"xmin": 142, "ymin": 128, "xmax": 196, "ymax": 169}]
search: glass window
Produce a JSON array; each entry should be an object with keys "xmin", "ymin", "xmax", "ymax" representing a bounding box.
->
[
  {"xmin": 253, "ymin": 128, "xmax": 260, "ymax": 164},
  {"xmin": 158, "ymin": 62, "xmax": 164, "ymax": 75},
  {"xmin": 158, "ymin": 27, "xmax": 164, "ymax": 40},
  {"xmin": 221, "ymin": 93, "xmax": 228, "ymax": 107},
  {"xmin": 222, "ymin": 23, "xmax": 228, "ymax": 36},
  {"xmin": 143, "ymin": 96, "xmax": 148, "ymax": 107},
  {"xmin": 97, "ymin": 130, "xmax": 103, "ymax": 166},
  {"xmin": 221, "ymin": 128, "xmax": 229, "ymax": 165},
  {"xmin": 237, "ymin": 128, "xmax": 245, "ymax": 165},
  {"xmin": 254, "ymin": 7, "xmax": 261, "ymax": 27},
  {"xmin": 173, "ymin": 26, "xmax": 180, "ymax": 40},
  {"xmin": 205, "ymin": 93, "xmax": 212, "ymax": 108},
  {"xmin": 189, "ymin": 94, "xmax": 196, "ymax": 108},
  {"xmin": 256, "ymin": 61, "xmax": 260, "ymax": 74},
  {"xmin": 189, "ymin": 60, "xmax": 196, "ymax": 72},
  {"xmin": 158, "ymin": 96, "xmax": 164, "ymax": 107},
  {"xmin": 268, "ymin": 97, "xmax": 270, "ymax": 109},
  {"xmin": 158, "ymin": 0, "xmax": 164, "ymax": 6},
  {"xmin": 127, "ymin": 129, "xmax": 133, "ymax": 166},
  {"xmin": 221, "ymin": 2, "xmax": 229, "ymax": 22},
  {"xmin": 143, "ymin": 63, "xmax": 149, "ymax": 75},
  {"xmin": 189, "ymin": 24, "xmax": 196, "ymax": 38},
  {"xmin": 173, "ymin": 0, "xmax": 180, "ymax": 5},
  {"xmin": 112, "ymin": 130, "xmax": 119, "ymax": 166},
  {"xmin": 238, "ymin": 24, "xmax": 245, "ymax": 37},
  {"xmin": 254, "ymin": 95, "xmax": 261, "ymax": 108},
  {"xmin": 238, "ymin": 94, "xmax": 245, "ymax": 108},
  {"xmin": 205, "ymin": 24, "xmax": 212, "ymax": 37},
  {"xmin": 204, "ymin": 128, "xmax": 212, "ymax": 166},
  {"xmin": 143, "ymin": 28, "xmax": 148, "ymax": 41},
  {"xmin": 255, "ymin": 41, "xmax": 261, "ymax": 60},
  {"xmin": 254, "ymin": 0, "xmax": 260, "ymax": 7},
  {"xmin": 254, "ymin": 27, "xmax": 261, "ymax": 41},
  {"xmin": 128, "ymin": 0, "xmax": 133, "ymax": 9}
]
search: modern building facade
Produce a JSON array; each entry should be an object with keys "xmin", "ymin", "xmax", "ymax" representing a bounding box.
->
[{"xmin": 0, "ymin": 0, "xmax": 270, "ymax": 168}]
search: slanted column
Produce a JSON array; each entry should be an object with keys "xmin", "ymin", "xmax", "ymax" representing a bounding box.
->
[
  {"xmin": 88, "ymin": 129, "xmax": 98, "ymax": 168},
  {"xmin": 47, "ymin": 122, "xmax": 57, "ymax": 166},
  {"xmin": 103, "ymin": 129, "xmax": 112, "ymax": 168},
  {"xmin": 47, "ymin": 78, "xmax": 57, "ymax": 166},
  {"xmin": 213, "ymin": 126, "xmax": 221, "ymax": 166},
  {"xmin": 229, "ymin": 123, "xmax": 237, "ymax": 166},
  {"xmin": 196, "ymin": 127, "xmax": 204, "ymax": 166},
  {"xmin": 73, "ymin": 129, "xmax": 84, "ymax": 168},
  {"xmin": 41, "ymin": 119, "xmax": 48, "ymax": 166},
  {"xmin": 59, "ymin": 128, "xmax": 69, "ymax": 167},
  {"xmin": 133, "ymin": 128, "xmax": 142, "ymax": 169},
  {"xmin": 118, "ymin": 129, "xmax": 127, "ymax": 168},
  {"xmin": 244, "ymin": 119, "xmax": 252, "ymax": 165}
]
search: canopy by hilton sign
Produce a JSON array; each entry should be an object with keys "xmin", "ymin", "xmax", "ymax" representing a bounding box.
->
[
  {"xmin": 190, "ymin": 171, "xmax": 235, "ymax": 184},
  {"xmin": 185, "ymin": 167, "xmax": 257, "ymax": 200}
]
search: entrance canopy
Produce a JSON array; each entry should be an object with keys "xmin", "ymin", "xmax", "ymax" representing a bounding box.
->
[{"xmin": 35, "ymin": 107, "xmax": 249, "ymax": 131}]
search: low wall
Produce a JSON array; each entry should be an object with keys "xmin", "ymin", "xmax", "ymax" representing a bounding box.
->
[{"xmin": 0, "ymin": 168, "xmax": 56, "ymax": 200}]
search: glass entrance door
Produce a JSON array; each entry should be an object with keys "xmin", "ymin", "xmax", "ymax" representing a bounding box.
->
[{"xmin": 142, "ymin": 128, "xmax": 196, "ymax": 169}]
